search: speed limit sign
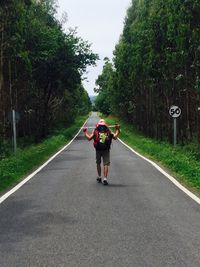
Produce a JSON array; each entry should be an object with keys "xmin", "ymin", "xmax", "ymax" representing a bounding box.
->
[{"xmin": 169, "ymin": 105, "xmax": 181, "ymax": 118}]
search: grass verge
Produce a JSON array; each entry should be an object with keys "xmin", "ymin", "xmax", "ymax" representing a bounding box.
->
[
  {"xmin": 0, "ymin": 115, "xmax": 88, "ymax": 193},
  {"xmin": 104, "ymin": 115, "xmax": 200, "ymax": 197}
]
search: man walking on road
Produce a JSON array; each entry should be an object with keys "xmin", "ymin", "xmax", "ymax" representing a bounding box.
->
[{"xmin": 83, "ymin": 119, "xmax": 120, "ymax": 185}]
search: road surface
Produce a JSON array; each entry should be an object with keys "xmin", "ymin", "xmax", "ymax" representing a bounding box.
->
[{"xmin": 0, "ymin": 113, "xmax": 200, "ymax": 267}]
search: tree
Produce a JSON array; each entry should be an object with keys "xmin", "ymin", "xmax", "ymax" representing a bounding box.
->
[
  {"xmin": 0, "ymin": 0, "xmax": 98, "ymax": 156},
  {"xmin": 96, "ymin": 0, "xmax": 200, "ymax": 144},
  {"xmin": 94, "ymin": 58, "xmax": 114, "ymax": 115}
]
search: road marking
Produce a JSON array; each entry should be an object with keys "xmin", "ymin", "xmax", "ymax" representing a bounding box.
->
[
  {"xmin": 118, "ymin": 138, "xmax": 200, "ymax": 205},
  {"xmin": 0, "ymin": 119, "xmax": 88, "ymax": 205}
]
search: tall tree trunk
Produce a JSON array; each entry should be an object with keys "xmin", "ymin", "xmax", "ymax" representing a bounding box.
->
[
  {"xmin": 8, "ymin": 59, "xmax": 13, "ymax": 109},
  {"xmin": 0, "ymin": 22, "xmax": 4, "ymax": 136},
  {"xmin": 197, "ymin": 94, "xmax": 200, "ymax": 146}
]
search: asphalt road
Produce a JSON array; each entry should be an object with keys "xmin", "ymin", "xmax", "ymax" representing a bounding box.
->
[{"xmin": 0, "ymin": 113, "xmax": 200, "ymax": 267}]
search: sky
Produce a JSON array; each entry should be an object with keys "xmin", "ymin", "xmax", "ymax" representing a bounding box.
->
[{"xmin": 57, "ymin": 0, "xmax": 131, "ymax": 96}]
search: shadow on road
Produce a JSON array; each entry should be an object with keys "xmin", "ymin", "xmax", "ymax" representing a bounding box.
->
[{"xmin": 107, "ymin": 183, "xmax": 130, "ymax": 188}]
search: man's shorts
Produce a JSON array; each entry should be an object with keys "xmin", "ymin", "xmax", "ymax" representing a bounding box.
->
[{"xmin": 96, "ymin": 149, "xmax": 110, "ymax": 166}]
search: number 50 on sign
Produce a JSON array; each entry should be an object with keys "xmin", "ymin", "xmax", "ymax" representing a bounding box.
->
[{"xmin": 169, "ymin": 105, "xmax": 181, "ymax": 118}]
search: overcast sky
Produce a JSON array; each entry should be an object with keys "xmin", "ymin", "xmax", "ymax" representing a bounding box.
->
[{"xmin": 57, "ymin": 0, "xmax": 131, "ymax": 96}]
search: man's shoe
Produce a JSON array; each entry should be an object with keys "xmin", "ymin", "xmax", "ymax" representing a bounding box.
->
[
  {"xmin": 96, "ymin": 177, "xmax": 102, "ymax": 183},
  {"xmin": 103, "ymin": 178, "xmax": 108, "ymax": 185}
]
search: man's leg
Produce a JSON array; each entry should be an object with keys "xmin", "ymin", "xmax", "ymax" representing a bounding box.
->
[
  {"xmin": 103, "ymin": 164, "xmax": 109, "ymax": 185},
  {"xmin": 102, "ymin": 150, "xmax": 110, "ymax": 185},
  {"xmin": 96, "ymin": 150, "xmax": 102, "ymax": 182},
  {"xmin": 97, "ymin": 163, "xmax": 101, "ymax": 177},
  {"xmin": 104, "ymin": 164, "xmax": 108, "ymax": 178}
]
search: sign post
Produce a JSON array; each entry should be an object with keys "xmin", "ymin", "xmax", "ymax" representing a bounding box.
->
[
  {"xmin": 173, "ymin": 117, "xmax": 177, "ymax": 147},
  {"xmin": 12, "ymin": 110, "xmax": 17, "ymax": 154},
  {"xmin": 8, "ymin": 110, "xmax": 20, "ymax": 155},
  {"xmin": 169, "ymin": 105, "xmax": 181, "ymax": 147}
]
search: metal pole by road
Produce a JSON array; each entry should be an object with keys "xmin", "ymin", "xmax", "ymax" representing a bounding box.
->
[
  {"xmin": 12, "ymin": 109, "xmax": 17, "ymax": 154},
  {"xmin": 169, "ymin": 105, "xmax": 181, "ymax": 147},
  {"xmin": 173, "ymin": 118, "xmax": 177, "ymax": 147}
]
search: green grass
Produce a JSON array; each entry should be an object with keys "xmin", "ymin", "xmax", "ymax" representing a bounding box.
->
[
  {"xmin": 0, "ymin": 115, "xmax": 88, "ymax": 193},
  {"xmin": 103, "ymin": 115, "xmax": 200, "ymax": 197}
]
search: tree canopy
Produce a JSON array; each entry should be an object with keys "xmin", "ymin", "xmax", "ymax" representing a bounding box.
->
[
  {"xmin": 0, "ymin": 0, "xmax": 98, "ymax": 150},
  {"xmin": 95, "ymin": 0, "xmax": 200, "ymax": 144}
]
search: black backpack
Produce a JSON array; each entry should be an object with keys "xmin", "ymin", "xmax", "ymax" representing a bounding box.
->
[{"xmin": 93, "ymin": 125, "xmax": 112, "ymax": 150}]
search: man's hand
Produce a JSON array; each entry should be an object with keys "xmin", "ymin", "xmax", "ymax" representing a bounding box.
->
[
  {"xmin": 83, "ymin": 127, "xmax": 87, "ymax": 133},
  {"xmin": 115, "ymin": 124, "xmax": 120, "ymax": 130}
]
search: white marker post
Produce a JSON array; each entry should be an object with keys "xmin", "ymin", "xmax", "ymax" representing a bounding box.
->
[
  {"xmin": 12, "ymin": 109, "xmax": 17, "ymax": 154},
  {"xmin": 169, "ymin": 105, "xmax": 181, "ymax": 147}
]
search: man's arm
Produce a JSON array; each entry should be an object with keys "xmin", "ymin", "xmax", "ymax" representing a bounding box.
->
[
  {"xmin": 113, "ymin": 124, "xmax": 120, "ymax": 140},
  {"xmin": 83, "ymin": 128, "xmax": 94, "ymax": 141}
]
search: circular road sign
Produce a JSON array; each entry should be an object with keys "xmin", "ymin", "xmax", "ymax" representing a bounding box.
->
[{"xmin": 169, "ymin": 105, "xmax": 181, "ymax": 118}]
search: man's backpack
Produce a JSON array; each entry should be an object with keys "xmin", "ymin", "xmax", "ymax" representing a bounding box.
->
[{"xmin": 93, "ymin": 125, "xmax": 112, "ymax": 150}]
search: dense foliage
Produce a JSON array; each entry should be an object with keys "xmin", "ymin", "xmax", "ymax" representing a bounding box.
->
[
  {"xmin": 94, "ymin": 57, "xmax": 113, "ymax": 115},
  {"xmin": 95, "ymin": 0, "xmax": 200, "ymax": 144},
  {"xmin": 0, "ymin": 0, "xmax": 97, "ymax": 157}
]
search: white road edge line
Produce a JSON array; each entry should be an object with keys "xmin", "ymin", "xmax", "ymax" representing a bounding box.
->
[
  {"xmin": 0, "ymin": 118, "xmax": 89, "ymax": 205},
  {"xmin": 118, "ymin": 138, "xmax": 200, "ymax": 205}
]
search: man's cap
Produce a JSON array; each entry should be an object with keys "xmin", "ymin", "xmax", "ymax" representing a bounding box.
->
[{"xmin": 96, "ymin": 119, "xmax": 108, "ymax": 128}]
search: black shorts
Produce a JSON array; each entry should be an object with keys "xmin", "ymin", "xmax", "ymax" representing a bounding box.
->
[{"xmin": 96, "ymin": 149, "xmax": 110, "ymax": 165}]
